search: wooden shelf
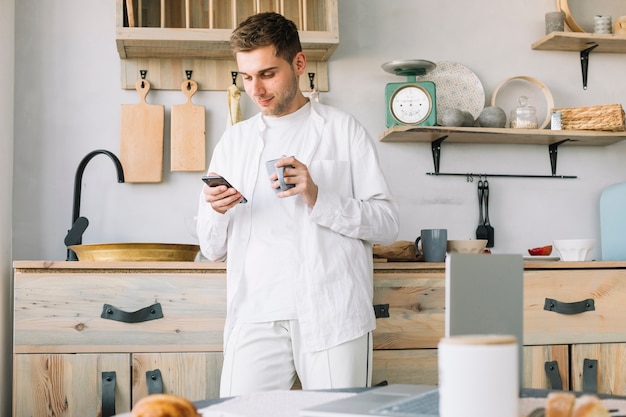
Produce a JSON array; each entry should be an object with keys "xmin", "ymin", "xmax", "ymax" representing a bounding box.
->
[
  {"xmin": 116, "ymin": 28, "xmax": 338, "ymax": 62},
  {"xmin": 379, "ymin": 126, "xmax": 626, "ymax": 146},
  {"xmin": 115, "ymin": 0, "xmax": 339, "ymax": 91},
  {"xmin": 532, "ymin": 32, "xmax": 626, "ymax": 53}
]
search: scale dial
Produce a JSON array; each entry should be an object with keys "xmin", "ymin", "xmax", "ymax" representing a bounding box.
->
[{"xmin": 389, "ymin": 84, "xmax": 433, "ymax": 125}]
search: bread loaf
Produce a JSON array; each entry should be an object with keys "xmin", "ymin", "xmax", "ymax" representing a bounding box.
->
[
  {"xmin": 572, "ymin": 395, "xmax": 610, "ymax": 417},
  {"xmin": 130, "ymin": 394, "xmax": 201, "ymax": 417},
  {"xmin": 545, "ymin": 392, "xmax": 610, "ymax": 417},
  {"xmin": 546, "ymin": 392, "xmax": 576, "ymax": 417}
]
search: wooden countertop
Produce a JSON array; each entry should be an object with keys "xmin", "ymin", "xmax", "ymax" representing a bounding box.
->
[{"xmin": 13, "ymin": 259, "xmax": 626, "ymax": 272}]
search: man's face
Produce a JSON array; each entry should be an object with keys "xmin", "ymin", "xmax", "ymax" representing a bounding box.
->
[{"xmin": 236, "ymin": 45, "xmax": 305, "ymax": 117}]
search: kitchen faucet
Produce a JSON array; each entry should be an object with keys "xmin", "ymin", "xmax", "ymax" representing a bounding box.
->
[{"xmin": 65, "ymin": 149, "xmax": 125, "ymax": 261}]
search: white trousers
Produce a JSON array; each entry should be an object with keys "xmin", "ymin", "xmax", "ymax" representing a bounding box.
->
[{"xmin": 219, "ymin": 320, "xmax": 372, "ymax": 397}]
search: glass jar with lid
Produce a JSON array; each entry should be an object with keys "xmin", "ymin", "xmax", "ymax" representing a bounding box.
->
[{"xmin": 510, "ymin": 96, "xmax": 538, "ymax": 129}]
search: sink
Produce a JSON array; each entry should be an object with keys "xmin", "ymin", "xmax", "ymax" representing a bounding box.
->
[{"xmin": 68, "ymin": 243, "xmax": 200, "ymax": 262}]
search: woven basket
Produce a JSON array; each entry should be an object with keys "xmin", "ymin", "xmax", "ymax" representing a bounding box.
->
[{"xmin": 553, "ymin": 103, "xmax": 625, "ymax": 131}]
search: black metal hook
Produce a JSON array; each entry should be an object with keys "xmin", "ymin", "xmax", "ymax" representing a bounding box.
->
[
  {"xmin": 139, "ymin": 69, "xmax": 147, "ymax": 88},
  {"xmin": 308, "ymin": 72, "xmax": 315, "ymax": 90},
  {"xmin": 231, "ymin": 71, "xmax": 238, "ymax": 85},
  {"xmin": 185, "ymin": 70, "xmax": 193, "ymax": 90}
]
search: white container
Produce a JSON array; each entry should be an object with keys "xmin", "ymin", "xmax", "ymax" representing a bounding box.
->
[
  {"xmin": 438, "ymin": 335, "xmax": 518, "ymax": 417},
  {"xmin": 553, "ymin": 239, "xmax": 596, "ymax": 261}
]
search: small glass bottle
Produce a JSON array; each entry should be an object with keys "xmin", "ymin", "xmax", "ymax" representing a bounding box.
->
[{"xmin": 510, "ymin": 96, "xmax": 538, "ymax": 129}]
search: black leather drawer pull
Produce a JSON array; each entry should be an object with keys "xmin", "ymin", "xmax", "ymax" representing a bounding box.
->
[
  {"xmin": 544, "ymin": 360, "xmax": 563, "ymax": 390},
  {"xmin": 101, "ymin": 303, "xmax": 164, "ymax": 323},
  {"xmin": 543, "ymin": 298, "xmax": 595, "ymax": 314},
  {"xmin": 583, "ymin": 358, "xmax": 598, "ymax": 393},
  {"xmin": 146, "ymin": 369, "xmax": 164, "ymax": 395},
  {"xmin": 374, "ymin": 304, "xmax": 390, "ymax": 318},
  {"xmin": 101, "ymin": 371, "xmax": 116, "ymax": 417}
]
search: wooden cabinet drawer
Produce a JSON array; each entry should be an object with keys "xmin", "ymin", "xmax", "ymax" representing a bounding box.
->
[
  {"xmin": 373, "ymin": 272, "xmax": 445, "ymax": 349},
  {"xmin": 14, "ymin": 272, "xmax": 226, "ymax": 353},
  {"xmin": 524, "ymin": 269, "xmax": 626, "ymax": 345},
  {"xmin": 372, "ymin": 349, "xmax": 439, "ymax": 386}
]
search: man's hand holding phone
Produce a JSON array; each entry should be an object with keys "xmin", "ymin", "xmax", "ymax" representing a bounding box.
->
[{"xmin": 202, "ymin": 174, "xmax": 247, "ymax": 214}]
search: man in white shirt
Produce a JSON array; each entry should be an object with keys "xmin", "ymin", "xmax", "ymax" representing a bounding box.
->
[{"xmin": 197, "ymin": 11, "xmax": 399, "ymax": 397}]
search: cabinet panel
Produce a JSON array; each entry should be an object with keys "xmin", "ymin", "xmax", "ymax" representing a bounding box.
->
[
  {"xmin": 522, "ymin": 345, "xmax": 569, "ymax": 390},
  {"xmin": 524, "ymin": 269, "xmax": 626, "ymax": 345},
  {"xmin": 571, "ymin": 343, "xmax": 626, "ymax": 395},
  {"xmin": 372, "ymin": 272, "xmax": 445, "ymax": 350},
  {"xmin": 14, "ymin": 272, "xmax": 226, "ymax": 353},
  {"xmin": 13, "ymin": 353, "xmax": 130, "ymax": 417},
  {"xmin": 372, "ymin": 349, "xmax": 438, "ymax": 387},
  {"xmin": 132, "ymin": 352, "xmax": 223, "ymax": 403}
]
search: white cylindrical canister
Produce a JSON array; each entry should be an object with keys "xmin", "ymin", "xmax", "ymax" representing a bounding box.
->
[{"xmin": 438, "ymin": 334, "xmax": 519, "ymax": 417}]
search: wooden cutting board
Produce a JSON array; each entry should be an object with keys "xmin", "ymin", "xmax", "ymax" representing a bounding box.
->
[
  {"xmin": 120, "ymin": 79, "xmax": 164, "ymax": 183},
  {"xmin": 171, "ymin": 79, "xmax": 206, "ymax": 172}
]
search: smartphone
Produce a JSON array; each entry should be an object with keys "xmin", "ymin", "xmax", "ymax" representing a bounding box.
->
[{"xmin": 202, "ymin": 175, "xmax": 248, "ymax": 204}]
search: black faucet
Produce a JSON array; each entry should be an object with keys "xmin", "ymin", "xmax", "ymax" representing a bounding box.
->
[{"xmin": 65, "ymin": 149, "xmax": 125, "ymax": 261}]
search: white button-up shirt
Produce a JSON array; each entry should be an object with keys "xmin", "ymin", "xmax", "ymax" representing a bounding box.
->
[{"xmin": 197, "ymin": 100, "xmax": 399, "ymax": 352}]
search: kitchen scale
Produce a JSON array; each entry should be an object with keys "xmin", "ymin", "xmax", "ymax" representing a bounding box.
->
[{"xmin": 382, "ymin": 59, "xmax": 437, "ymax": 128}]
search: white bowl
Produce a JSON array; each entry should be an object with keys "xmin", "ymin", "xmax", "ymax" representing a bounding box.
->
[
  {"xmin": 446, "ymin": 240, "xmax": 488, "ymax": 254},
  {"xmin": 553, "ymin": 239, "xmax": 595, "ymax": 261}
]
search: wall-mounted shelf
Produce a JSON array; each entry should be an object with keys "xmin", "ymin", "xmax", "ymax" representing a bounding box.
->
[
  {"xmin": 531, "ymin": 32, "xmax": 626, "ymax": 53},
  {"xmin": 531, "ymin": 32, "xmax": 626, "ymax": 89},
  {"xmin": 115, "ymin": 0, "xmax": 339, "ymax": 91},
  {"xmin": 379, "ymin": 126, "xmax": 626, "ymax": 179}
]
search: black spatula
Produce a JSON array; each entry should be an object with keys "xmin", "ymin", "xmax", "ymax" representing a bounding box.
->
[
  {"xmin": 483, "ymin": 179, "xmax": 495, "ymax": 247},
  {"xmin": 476, "ymin": 180, "xmax": 488, "ymax": 241}
]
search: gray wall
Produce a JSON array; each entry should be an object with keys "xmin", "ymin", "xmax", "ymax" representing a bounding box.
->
[
  {"xmin": 14, "ymin": 0, "xmax": 626, "ymax": 263},
  {"xmin": 1, "ymin": 0, "xmax": 14, "ymax": 414}
]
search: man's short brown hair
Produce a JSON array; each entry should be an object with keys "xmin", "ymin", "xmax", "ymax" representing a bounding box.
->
[{"xmin": 230, "ymin": 12, "xmax": 303, "ymax": 63}]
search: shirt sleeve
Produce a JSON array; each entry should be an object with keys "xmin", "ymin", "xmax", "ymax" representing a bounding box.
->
[{"xmin": 308, "ymin": 119, "xmax": 399, "ymax": 246}]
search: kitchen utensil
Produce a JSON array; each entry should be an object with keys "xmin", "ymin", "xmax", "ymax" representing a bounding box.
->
[
  {"xmin": 483, "ymin": 179, "xmax": 495, "ymax": 247},
  {"xmin": 171, "ymin": 79, "xmax": 206, "ymax": 172},
  {"xmin": 382, "ymin": 60, "xmax": 437, "ymax": 127},
  {"xmin": 414, "ymin": 229, "xmax": 447, "ymax": 262},
  {"xmin": 416, "ymin": 61, "xmax": 485, "ymax": 125},
  {"xmin": 120, "ymin": 79, "xmax": 164, "ymax": 182},
  {"xmin": 600, "ymin": 181, "xmax": 626, "ymax": 260},
  {"xmin": 68, "ymin": 243, "xmax": 199, "ymax": 262},
  {"xmin": 553, "ymin": 239, "xmax": 595, "ymax": 261},
  {"xmin": 446, "ymin": 239, "xmax": 487, "ymax": 254},
  {"xmin": 476, "ymin": 180, "xmax": 488, "ymax": 241}
]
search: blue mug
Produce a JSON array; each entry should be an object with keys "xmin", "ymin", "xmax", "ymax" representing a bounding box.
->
[{"xmin": 415, "ymin": 229, "xmax": 448, "ymax": 262}]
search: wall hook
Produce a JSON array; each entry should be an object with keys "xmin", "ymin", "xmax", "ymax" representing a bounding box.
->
[
  {"xmin": 308, "ymin": 72, "xmax": 315, "ymax": 90},
  {"xmin": 139, "ymin": 69, "xmax": 147, "ymax": 88},
  {"xmin": 185, "ymin": 70, "xmax": 193, "ymax": 90},
  {"xmin": 231, "ymin": 71, "xmax": 238, "ymax": 85}
]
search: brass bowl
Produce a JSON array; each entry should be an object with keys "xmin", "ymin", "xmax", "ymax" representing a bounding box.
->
[{"xmin": 68, "ymin": 243, "xmax": 200, "ymax": 262}]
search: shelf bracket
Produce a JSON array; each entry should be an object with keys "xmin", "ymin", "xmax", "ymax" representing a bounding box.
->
[
  {"xmin": 580, "ymin": 43, "xmax": 598, "ymax": 90},
  {"xmin": 431, "ymin": 135, "xmax": 448, "ymax": 174},
  {"xmin": 549, "ymin": 139, "xmax": 571, "ymax": 176}
]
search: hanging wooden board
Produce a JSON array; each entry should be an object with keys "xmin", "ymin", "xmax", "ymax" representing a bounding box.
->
[
  {"xmin": 171, "ymin": 79, "xmax": 206, "ymax": 172},
  {"xmin": 120, "ymin": 79, "xmax": 164, "ymax": 182}
]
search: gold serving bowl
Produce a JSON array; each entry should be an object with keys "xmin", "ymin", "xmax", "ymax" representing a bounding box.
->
[{"xmin": 68, "ymin": 243, "xmax": 200, "ymax": 262}]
